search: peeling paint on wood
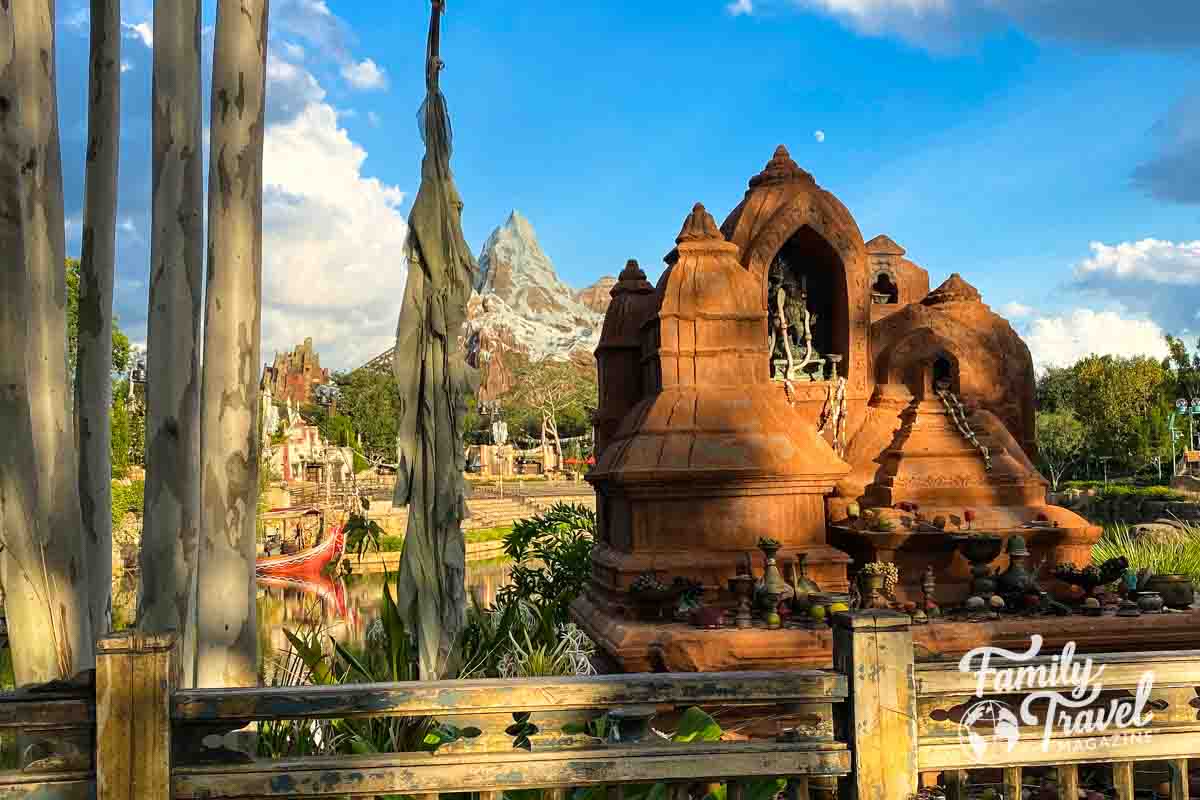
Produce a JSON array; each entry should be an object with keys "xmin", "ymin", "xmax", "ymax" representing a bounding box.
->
[
  {"xmin": 194, "ymin": 0, "xmax": 269, "ymax": 691},
  {"xmin": 138, "ymin": 0, "xmax": 205, "ymax": 691},
  {"xmin": 76, "ymin": 0, "xmax": 122, "ymax": 640}
]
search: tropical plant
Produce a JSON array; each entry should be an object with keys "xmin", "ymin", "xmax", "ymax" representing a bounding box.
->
[
  {"xmin": 1093, "ymin": 523, "xmax": 1200, "ymax": 583},
  {"xmin": 265, "ymin": 575, "xmax": 481, "ymax": 764},
  {"xmin": 500, "ymin": 503, "xmax": 596, "ymax": 630}
]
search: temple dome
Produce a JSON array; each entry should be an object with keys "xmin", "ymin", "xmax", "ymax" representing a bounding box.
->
[
  {"xmin": 922, "ymin": 273, "xmax": 982, "ymax": 306},
  {"xmin": 597, "ymin": 259, "xmax": 656, "ymax": 351},
  {"xmin": 594, "ymin": 203, "xmax": 849, "ymax": 482}
]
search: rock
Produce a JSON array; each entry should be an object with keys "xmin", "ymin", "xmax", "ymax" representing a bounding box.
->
[
  {"xmin": 1132, "ymin": 522, "xmax": 1189, "ymax": 545},
  {"xmin": 989, "ymin": 595, "xmax": 1005, "ymax": 610},
  {"xmin": 1084, "ymin": 597, "xmax": 1101, "ymax": 609},
  {"xmin": 965, "ymin": 596, "xmax": 987, "ymax": 611}
]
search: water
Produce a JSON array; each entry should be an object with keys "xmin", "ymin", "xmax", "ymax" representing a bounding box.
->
[{"xmin": 111, "ymin": 560, "xmax": 515, "ymax": 671}]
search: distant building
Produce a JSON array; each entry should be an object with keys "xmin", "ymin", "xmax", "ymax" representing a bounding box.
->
[
  {"xmin": 267, "ymin": 401, "xmax": 355, "ymax": 485},
  {"xmin": 261, "ymin": 337, "xmax": 330, "ymax": 406}
]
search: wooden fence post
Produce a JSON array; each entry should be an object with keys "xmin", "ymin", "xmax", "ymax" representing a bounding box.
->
[
  {"xmin": 96, "ymin": 631, "xmax": 178, "ymax": 800},
  {"xmin": 833, "ymin": 610, "xmax": 918, "ymax": 800}
]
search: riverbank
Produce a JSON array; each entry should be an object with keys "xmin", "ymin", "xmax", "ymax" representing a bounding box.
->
[{"xmin": 348, "ymin": 539, "xmax": 508, "ymax": 572}]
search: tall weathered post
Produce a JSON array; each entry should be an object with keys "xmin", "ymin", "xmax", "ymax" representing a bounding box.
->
[
  {"xmin": 77, "ymin": 0, "xmax": 123, "ymax": 638},
  {"xmin": 3, "ymin": 0, "xmax": 95, "ymax": 682},
  {"xmin": 195, "ymin": 0, "xmax": 269, "ymax": 688},
  {"xmin": 393, "ymin": 0, "xmax": 478, "ymax": 680},
  {"xmin": 832, "ymin": 610, "xmax": 919, "ymax": 800},
  {"xmin": 138, "ymin": 0, "xmax": 206, "ymax": 689}
]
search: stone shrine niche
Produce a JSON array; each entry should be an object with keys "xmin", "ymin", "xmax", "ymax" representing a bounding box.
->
[
  {"xmin": 766, "ymin": 225, "xmax": 849, "ymax": 384},
  {"xmin": 871, "ymin": 270, "xmax": 899, "ymax": 305}
]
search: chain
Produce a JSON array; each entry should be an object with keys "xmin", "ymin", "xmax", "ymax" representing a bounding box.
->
[{"xmin": 938, "ymin": 390, "xmax": 992, "ymax": 471}]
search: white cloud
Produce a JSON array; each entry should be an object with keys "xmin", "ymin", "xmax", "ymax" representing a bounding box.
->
[
  {"xmin": 1000, "ymin": 301, "xmax": 1033, "ymax": 318},
  {"xmin": 266, "ymin": 52, "xmax": 327, "ymax": 124},
  {"xmin": 1070, "ymin": 238, "xmax": 1200, "ymax": 337},
  {"xmin": 728, "ymin": 0, "xmax": 755, "ymax": 15},
  {"xmin": 1075, "ymin": 239, "xmax": 1200, "ymax": 286},
  {"xmin": 279, "ymin": 41, "xmax": 307, "ymax": 62},
  {"xmin": 771, "ymin": 0, "xmax": 1200, "ymax": 51},
  {"xmin": 120, "ymin": 60, "xmax": 133, "ymax": 74},
  {"xmin": 341, "ymin": 58, "xmax": 389, "ymax": 91},
  {"xmin": 1024, "ymin": 309, "xmax": 1169, "ymax": 371},
  {"xmin": 262, "ymin": 81, "xmax": 409, "ymax": 369},
  {"xmin": 814, "ymin": 129, "xmax": 826, "ymax": 143},
  {"xmin": 122, "ymin": 20, "xmax": 153, "ymax": 49}
]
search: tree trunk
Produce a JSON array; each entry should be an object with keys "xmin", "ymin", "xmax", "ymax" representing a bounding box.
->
[
  {"xmin": 5, "ymin": 0, "xmax": 94, "ymax": 681},
  {"xmin": 137, "ymin": 0, "xmax": 205, "ymax": 689},
  {"xmin": 76, "ymin": 0, "xmax": 121, "ymax": 639},
  {"xmin": 195, "ymin": 0, "xmax": 269, "ymax": 689}
]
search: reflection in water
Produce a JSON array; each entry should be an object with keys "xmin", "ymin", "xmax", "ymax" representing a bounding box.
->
[
  {"xmin": 256, "ymin": 561, "xmax": 514, "ymax": 668},
  {"xmin": 112, "ymin": 560, "xmax": 514, "ymax": 670}
]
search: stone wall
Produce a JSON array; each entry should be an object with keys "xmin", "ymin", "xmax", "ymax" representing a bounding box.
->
[{"xmin": 1050, "ymin": 493, "xmax": 1200, "ymax": 526}]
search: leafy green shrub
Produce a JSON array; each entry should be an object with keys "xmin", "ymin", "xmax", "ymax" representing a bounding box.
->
[
  {"xmin": 1093, "ymin": 523, "xmax": 1200, "ymax": 582},
  {"xmin": 459, "ymin": 504, "xmax": 596, "ymax": 678},
  {"xmin": 110, "ymin": 479, "xmax": 144, "ymax": 527},
  {"xmin": 500, "ymin": 503, "xmax": 595, "ymax": 630}
]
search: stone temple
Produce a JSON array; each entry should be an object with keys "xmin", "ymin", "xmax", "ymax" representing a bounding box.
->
[{"xmin": 576, "ymin": 146, "xmax": 1115, "ymax": 672}]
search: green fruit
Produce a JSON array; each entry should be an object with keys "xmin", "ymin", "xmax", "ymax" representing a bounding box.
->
[{"xmin": 810, "ymin": 605, "xmax": 827, "ymax": 620}]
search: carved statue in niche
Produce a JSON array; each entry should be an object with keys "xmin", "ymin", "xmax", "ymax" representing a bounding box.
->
[{"xmin": 768, "ymin": 257, "xmax": 829, "ymax": 382}]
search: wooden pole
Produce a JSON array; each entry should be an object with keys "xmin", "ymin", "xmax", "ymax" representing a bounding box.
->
[
  {"xmin": 96, "ymin": 632, "xmax": 178, "ymax": 799},
  {"xmin": 195, "ymin": 0, "xmax": 270, "ymax": 689},
  {"xmin": 77, "ymin": 0, "xmax": 122, "ymax": 639},
  {"xmin": 138, "ymin": 0, "xmax": 205, "ymax": 689},
  {"xmin": 832, "ymin": 610, "xmax": 918, "ymax": 800}
]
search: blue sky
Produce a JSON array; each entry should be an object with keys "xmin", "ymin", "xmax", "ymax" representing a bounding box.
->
[{"xmin": 53, "ymin": 0, "xmax": 1200, "ymax": 370}]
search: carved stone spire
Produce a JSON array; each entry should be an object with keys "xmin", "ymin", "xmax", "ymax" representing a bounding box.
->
[
  {"xmin": 611, "ymin": 259, "xmax": 653, "ymax": 297},
  {"xmin": 749, "ymin": 145, "xmax": 814, "ymax": 188},
  {"xmin": 922, "ymin": 273, "xmax": 982, "ymax": 306},
  {"xmin": 675, "ymin": 203, "xmax": 724, "ymax": 244}
]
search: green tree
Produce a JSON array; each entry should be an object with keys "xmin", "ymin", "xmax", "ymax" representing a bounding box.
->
[
  {"xmin": 111, "ymin": 380, "xmax": 132, "ymax": 477},
  {"xmin": 509, "ymin": 358, "xmax": 598, "ymax": 466},
  {"xmin": 66, "ymin": 257, "xmax": 131, "ymax": 379},
  {"xmin": 334, "ymin": 368, "xmax": 402, "ymax": 463},
  {"xmin": 1035, "ymin": 365, "xmax": 1079, "ymax": 413},
  {"xmin": 1070, "ymin": 355, "xmax": 1169, "ymax": 472},
  {"xmin": 1035, "ymin": 410, "xmax": 1085, "ymax": 491},
  {"xmin": 1166, "ymin": 334, "xmax": 1200, "ymax": 410}
]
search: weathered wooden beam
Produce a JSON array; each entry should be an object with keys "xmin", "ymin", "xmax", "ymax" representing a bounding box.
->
[
  {"xmin": 944, "ymin": 770, "xmax": 968, "ymax": 800},
  {"xmin": 1003, "ymin": 766, "xmax": 1022, "ymax": 800},
  {"xmin": 833, "ymin": 611, "xmax": 918, "ymax": 800},
  {"xmin": 173, "ymin": 741, "xmax": 851, "ymax": 798},
  {"xmin": 1113, "ymin": 762, "xmax": 1134, "ymax": 800},
  {"xmin": 1056, "ymin": 764, "xmax": 1078, "ymax": 800},
  {"xmin": 174, "ymin": 670, "xmax": 847, "ymax": 723},
  {"xmin": 0, "ymin": 770, "xmax": 95, "ymax": 799},
  {"xmin": 1171, "ymin": 758, "xmax": 1190, "ymax": 800},
  {"xmin": 919, "ymin": 731, "xmax": 1200, "ymax": 771},
  {"xmin": 96, "ymin": 632, "xmax": 177, "ymax": 800},
  {"xmin": 916, "ymin": 651, "xmax": 1200, "ymax": 696},
  {"xmin": 0, "ymin": 698, "xmax": 92, "ymax": 730}
]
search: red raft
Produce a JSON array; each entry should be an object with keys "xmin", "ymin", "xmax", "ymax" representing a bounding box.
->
[{"xmin": 256, "ymin": 506, "xmax": 347, "ymax": 578}]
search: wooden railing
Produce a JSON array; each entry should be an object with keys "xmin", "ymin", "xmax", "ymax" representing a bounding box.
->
[{"xmin": 2, "ymin": 612, "xmax": 1198, "ymax": 799}]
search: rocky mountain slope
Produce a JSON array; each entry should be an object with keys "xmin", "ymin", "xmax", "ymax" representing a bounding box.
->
[{"xmin": 465, "ymin": 211, "xmax": 612, "ymax": 399}]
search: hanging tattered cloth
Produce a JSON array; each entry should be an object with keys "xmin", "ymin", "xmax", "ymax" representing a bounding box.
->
[{"xmin": 392, "ymin": 3, "xmax": 478, "ymax": 681}]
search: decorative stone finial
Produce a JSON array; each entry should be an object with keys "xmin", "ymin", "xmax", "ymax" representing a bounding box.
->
[
  {"xmin": 675, "ymin": 203, "xmax": 723, "ymax": 244},
  {"xmin": 866, "ymin": 234, "xmax": 906, "ymax": 257},
  {"xmin": 619, "ymin": 259, "xmax": 646, "ymax": 282},
  {"xmin": 610, "ymin": 259, "xmax": 653, "ymax": 297},
  {"xmin": 922, "ymin": 273, "xmax": 982, "ymax": 306},
  {"xmin": 748, "ymin": 144, "xmax": 814, "ymax": 188}
]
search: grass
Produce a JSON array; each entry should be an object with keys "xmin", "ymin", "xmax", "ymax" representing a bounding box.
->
[
  {"xmin": 1064, "ymin": 481, "xmax": 1187, "ymax": 502},
  {"xmin": 1093, "ymin": 522, "xmax": 1200, "ymax": 582},
  {"xmin": 376, "ymin": 525, "xmax": 513, "ymax": 553}
]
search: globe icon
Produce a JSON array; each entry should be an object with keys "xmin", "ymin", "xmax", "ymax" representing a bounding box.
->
[{"xmin": 959, "ymin": 700, "xmax": 1020, "ymax": 761}]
